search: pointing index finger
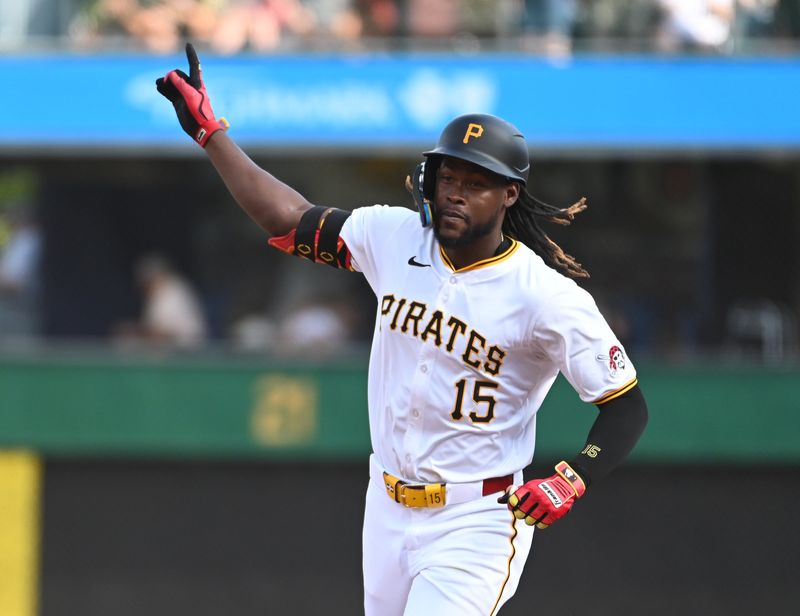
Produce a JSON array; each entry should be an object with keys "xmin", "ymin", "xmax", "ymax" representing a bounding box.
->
[{"xmin": 185, "ymin": 42, "xmax": 201, "ymax": 87}]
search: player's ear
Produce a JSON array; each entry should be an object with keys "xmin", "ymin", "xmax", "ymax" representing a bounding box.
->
[{"xmin": 503, "ymin": 182, "xmax": 520, "ymax": 208}]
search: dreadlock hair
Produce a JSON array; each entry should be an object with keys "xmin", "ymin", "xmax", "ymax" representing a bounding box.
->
[
  {"xmin": 503, "ymin": 189, "xmax": 590, "ymax": 279},
  {"xmin": 404, "ymin": 171, "xmax": 589, "ymax": 279}
]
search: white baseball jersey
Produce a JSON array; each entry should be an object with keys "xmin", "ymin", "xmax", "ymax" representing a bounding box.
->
[{"xmin": 340, "ymin": 204, "xmax": 637, "ymax": 485}]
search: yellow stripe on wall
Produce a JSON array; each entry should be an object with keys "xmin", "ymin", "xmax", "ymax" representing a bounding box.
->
[{"xmin": 0, "ymin": 451, "xmax": 41, "ymax": 616}]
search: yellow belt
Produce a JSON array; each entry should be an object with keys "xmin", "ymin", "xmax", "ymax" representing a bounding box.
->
[{"xmin": 383, "ymin": 471, "xmax": 446, "ymax": 508}]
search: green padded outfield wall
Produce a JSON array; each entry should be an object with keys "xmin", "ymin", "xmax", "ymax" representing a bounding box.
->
[{"xmin": 0, "ymin": 352, "xmax": 798, "ymax": 463}]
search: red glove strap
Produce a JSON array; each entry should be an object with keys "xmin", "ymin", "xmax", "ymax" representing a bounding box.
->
[
  {"xmin": 555, "ymin": 460, "xmax": 586, "ymax": 498},
  {"xmin": 194, "ymin": 117, "xmax": 228, "ymax": 147}
]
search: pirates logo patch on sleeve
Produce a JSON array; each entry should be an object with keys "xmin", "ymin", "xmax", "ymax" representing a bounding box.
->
[{"xmin": 596, "ymin": 345, "xmax": 626, "ymax": 378}]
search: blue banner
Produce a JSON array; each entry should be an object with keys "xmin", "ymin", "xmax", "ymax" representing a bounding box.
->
[{"xmin": 1, "ymin": 53, "xmax": 796, "ymax": 150}]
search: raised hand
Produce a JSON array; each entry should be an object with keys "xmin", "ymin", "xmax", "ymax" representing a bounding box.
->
[{"xmin": 156, "ymin": 43, "xmax": 228, "ymax": 147}]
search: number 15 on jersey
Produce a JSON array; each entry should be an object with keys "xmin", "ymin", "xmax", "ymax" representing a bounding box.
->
[{"xmin": 451, "ymin": 379, "xmax": 499, "ymax": 424}]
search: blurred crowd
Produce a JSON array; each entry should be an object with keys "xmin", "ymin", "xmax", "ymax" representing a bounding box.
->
[
  {"xmin": 1, "ymin": 2, "xmax": 798, "ymax": 360},
  {"xmin": 0, "ymin": 0, "xmax": 798, "ymax": 55}
]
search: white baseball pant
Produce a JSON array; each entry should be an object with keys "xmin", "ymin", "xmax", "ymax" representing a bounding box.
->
[{"xmin": 363, "ymin": 455, "xmax": 534, "ymax": 615}]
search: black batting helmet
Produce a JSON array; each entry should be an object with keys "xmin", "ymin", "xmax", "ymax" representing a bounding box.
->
[{"xmin": 421, "ymin": 113, "xmax": 530, "ymax": 201}]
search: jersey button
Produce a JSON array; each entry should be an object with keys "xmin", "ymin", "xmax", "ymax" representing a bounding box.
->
[
  {"xmin": 412, "ymin": 409, "xmax": 420, "ymax": 417},
  {"xmin": 449, "ymin": 276, "xmax": 457, "ymax": 284},
  {"xmin": 420, "ymin": 365, "xmax": 428, "ymax": 373}
]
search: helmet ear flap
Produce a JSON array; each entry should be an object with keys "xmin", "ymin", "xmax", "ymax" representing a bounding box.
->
[
  {"xmin": 410, "ymin": 162, "xmax": 433, "ymax": 227},
  {"xmin": 422, "ymin": 156, "xmax": 441, "ymax": 202}
]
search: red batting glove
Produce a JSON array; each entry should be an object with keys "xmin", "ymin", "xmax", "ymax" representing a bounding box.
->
[
  {"xmin": 498, "ymin": 461, "xmax": 586, "ymax": 529},
  {"xmin": 155, "ymin": 43, "xmax": 228, "ymax": 147}
]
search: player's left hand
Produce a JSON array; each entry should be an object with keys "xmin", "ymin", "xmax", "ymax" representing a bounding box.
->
[{"xmin": 498, "ymin": 461, "xmax": 586, "ymax": 529}]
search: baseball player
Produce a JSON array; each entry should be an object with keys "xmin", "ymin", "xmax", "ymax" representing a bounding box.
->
[{"xmin": 157, "ymin": 45, "xmax": 649, "ymax": 615}]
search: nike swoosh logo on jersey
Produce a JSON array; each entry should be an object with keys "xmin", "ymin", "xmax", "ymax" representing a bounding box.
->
[{"xmin": 408, "ymin": 256, "xmax": 431, "ymax": 268}]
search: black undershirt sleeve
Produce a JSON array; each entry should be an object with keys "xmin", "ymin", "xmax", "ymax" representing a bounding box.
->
[{"xmin": 567, "ymin": 384, "xmax": 649, "ymax": 488}]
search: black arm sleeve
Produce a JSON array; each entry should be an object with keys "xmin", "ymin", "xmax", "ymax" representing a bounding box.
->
[{"xmin": 567, "ymin": 384, "xmax": 649, "ymax": 487}]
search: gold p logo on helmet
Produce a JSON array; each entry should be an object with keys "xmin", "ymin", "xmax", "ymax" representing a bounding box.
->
[{"xmin": 462, "ymin": 123, "xmax": 484, "ymax": 144}]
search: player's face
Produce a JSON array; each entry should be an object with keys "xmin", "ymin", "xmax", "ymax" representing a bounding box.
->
[{"xmin": 433, "ymin": 158, "xmax": 519, "ymax": 250}]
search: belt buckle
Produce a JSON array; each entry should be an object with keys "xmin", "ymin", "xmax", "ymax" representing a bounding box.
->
[
  {"xmin": 399, "ymin": 483, "xmax": 446, "ymax": 508},
  {"xmin": 383, "ymin": 471, "xmax": 446, "ymax": 508}
]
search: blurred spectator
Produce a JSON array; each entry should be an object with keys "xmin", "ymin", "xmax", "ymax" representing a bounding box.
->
[
  {"xmin": 274, "ymin": 296, "xmax": 354, "ymax": 356},
  {"xmin": 230, "ymin": 295, "xmax": 355, "ymax": 355},
  {"xmin": 231, "ymin": 312, "xmax": 277, "ymax": 351},
  {"xmin": 0, "ymin": 204, "xmax": 42, "ymax": 340},
  {"xmin": 305, "ymin": 0, "xmax": 364, "ymax": 46},
  {"xmin": 71, "ymin": 0, "xmax": 223, "ymax": 52},
  {"xmin": 115, "ymin": 254, "xmax": 208, "ymax": 348},
  {"xmin": 656, "ymin": 0, "xmax": 735, "ymax": 52},
  {"xmin": 406, "ymin": 0, "xmax": 460, "ymax": 39},
  {"xmin": 523, "ymin": 0, "xmax": 578, "ymax": 56},
  {"xmin": 209, "ymin": 0, "xmax": 316, "ymax": 54},
  {"xmin": 356, "ymin": 0, "xmax": 400, "ymax": 38},
  {"xmin": 58, "ymin": 0, "xmax": 799, "ymax": 54}
]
